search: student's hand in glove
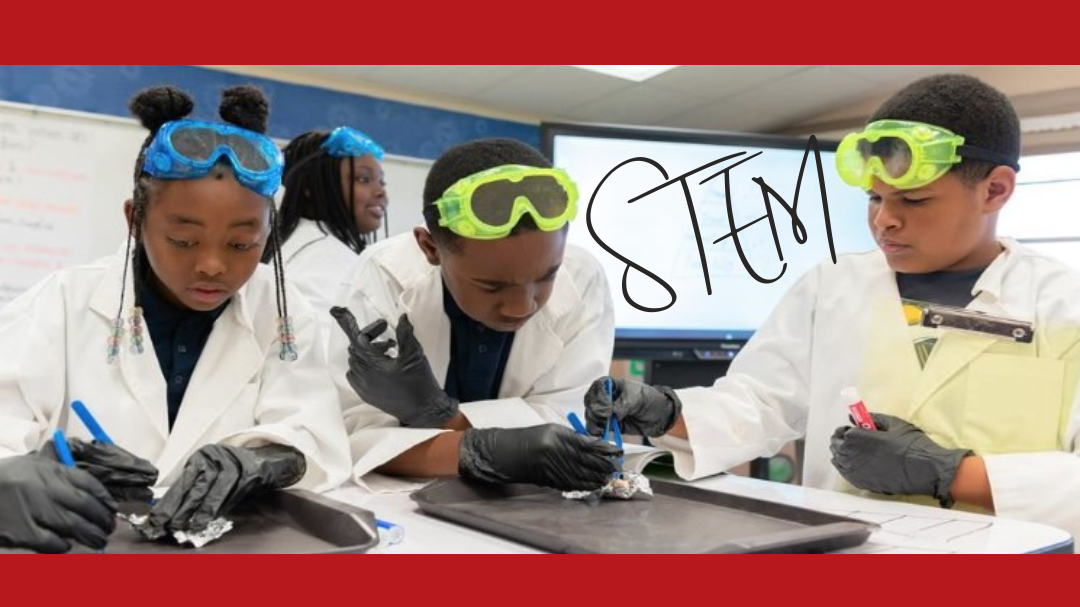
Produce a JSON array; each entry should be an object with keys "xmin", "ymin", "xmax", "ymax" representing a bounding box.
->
[
  {"xmin": 332, "ymin": 307, "xmax": 459, "ymax": 429},
  {"xmin": 144, "ymin": 444, "xmax": 306, "ymax": 537},
  {"xmin": 40, "ymin": 438, "xmax": 158, "ymax": 502},
  {"xmin": 584, "ymin": 377, "xmax": 682, "ymax": 438},
  {"xmin": 458, "ymin": 424, "xmax": 622, "ymax": 492},
  {"xmin": 830, "ymin": 413, "xmax": 972, "ymax": 508},
  {"xmin": 0, "ymin": 454, "xmax": 117, "ymax": 553}
]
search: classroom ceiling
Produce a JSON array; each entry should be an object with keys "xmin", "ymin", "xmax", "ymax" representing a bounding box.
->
[{"xmin": 261, "ymin": 65, "xmax": 966, "ymax": 133}]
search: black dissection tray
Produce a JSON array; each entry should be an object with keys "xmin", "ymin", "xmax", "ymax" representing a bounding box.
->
[
  {"xmin": 412, "ymin": 478, "xmax": 874, "ymax": 553},
  {"xmin": 55, "ymin": 489, "xmax": 376, "ymax": 554}
]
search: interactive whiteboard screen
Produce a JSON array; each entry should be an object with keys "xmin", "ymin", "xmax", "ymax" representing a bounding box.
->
[{"xmin": 544, "ymin": 123, "xmax": 877, "ymax": 341}]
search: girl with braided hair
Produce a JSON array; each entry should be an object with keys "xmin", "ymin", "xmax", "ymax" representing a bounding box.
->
[
  {"xmin": 0, "ymin": 84, "xmax": 350, "ymax": 551},
  {"xmin": 266, "ymin": 127, "xmax": 388, "ymax": 348}
]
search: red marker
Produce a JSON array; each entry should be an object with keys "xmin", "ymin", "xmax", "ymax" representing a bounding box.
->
[{"xmin": 841, "ymin": 387, "xmax": 877, "ymax": 430}]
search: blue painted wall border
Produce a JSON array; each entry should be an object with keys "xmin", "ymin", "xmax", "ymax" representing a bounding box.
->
[{"xmin": 0, "ymin": 65, "xmax": 540, "ymax": 160}]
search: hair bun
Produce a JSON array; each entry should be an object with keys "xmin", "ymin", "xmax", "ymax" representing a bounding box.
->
[
  {"xmin": 128, "ymin": 85, "xmax": 194, "ymax": 133},
  {"xmin": 220, "ymin": 85, "xmax": 270, "ymax": 134}
]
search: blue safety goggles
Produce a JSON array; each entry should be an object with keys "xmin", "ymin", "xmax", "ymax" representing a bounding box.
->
[
  {"xmin": 142, "ymin": 119, "xmax": 284, "ymax": 198},
  {"xmin": 321, "ymin": 126, "xmax": 385, "ymax": 160}
]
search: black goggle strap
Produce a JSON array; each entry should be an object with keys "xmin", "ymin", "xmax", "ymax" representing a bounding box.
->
[{"xmin": 957, "ymin": 144, "xmax": 1020, "ymax": 172}]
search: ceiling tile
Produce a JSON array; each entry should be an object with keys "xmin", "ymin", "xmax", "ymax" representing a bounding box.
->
[
  {"xmin": 562, "ymin": 83, "xmax": 710, "ymax": 125},
  {"xmin": 363, "ymin": 65, "xmax": 527, "ymax": 98},
  {"xmin": 724, "ymin": 66, "xmax": 880, "ymax": 126},
  {"xmin": 659, "ymin": 97, "xmax": 786, "ymax": 133},
  {"xmin": 647, "ymin": 65, "xmax": 810, "ymax": 99},
  {"xmin": 833, "ymin": 65, "xmax": 967, "ymax": 85},
  {"xmin": 471, "ymin": 66, "xmax": 633, "ymax": 115}
]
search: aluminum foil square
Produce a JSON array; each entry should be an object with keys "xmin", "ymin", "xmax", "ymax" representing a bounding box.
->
[
  {"xmin": 119, "ymin": 512, "xmax": 234, "ymax": 549},
  {"xmin": 562, "ymin": 472, "xmax": 654, "ymax": 504}
]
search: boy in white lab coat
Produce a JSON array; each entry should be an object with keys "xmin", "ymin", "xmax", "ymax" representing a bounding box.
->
[
  {"xmin": 266, "ymin": 127, "xmax": 389, "ymax": 348},
  {"xmin": 330, "ymin": 138, "xmax": 621, "ymax": 492},
  {"xmin": 584, "ymin": 74, "xmax": 1080, "ymax": 538},
  {"xmin": 0, "ymin": 85, "xmax": 351, "ymax": 553}
]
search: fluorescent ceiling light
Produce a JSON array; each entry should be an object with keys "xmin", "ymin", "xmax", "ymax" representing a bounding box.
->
[{"xmin": 569, "ymin": 65, "xmax": 680, "ymax": 82}]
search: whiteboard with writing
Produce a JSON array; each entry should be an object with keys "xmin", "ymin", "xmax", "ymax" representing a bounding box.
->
[
  {"xmin": 0, "ymin": 101, "xmax": 430, "ymax": 307},
  {"xmin": 0, "ymin": 102, "xmax": 144, "ymax": 306}
]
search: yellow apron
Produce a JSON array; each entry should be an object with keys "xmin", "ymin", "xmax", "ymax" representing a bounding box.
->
[{"xmin": 835, "ymin": 295, "xmax": 1080, "ymax": 511}]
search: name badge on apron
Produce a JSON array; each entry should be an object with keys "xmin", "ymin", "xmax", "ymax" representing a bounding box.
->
[{"xmin": 902, "ymin": 299, "xmax": 1034, "ymax": 343}]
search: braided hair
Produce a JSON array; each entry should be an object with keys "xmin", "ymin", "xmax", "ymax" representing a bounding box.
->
[
  {"xmin": 115, "ymin": 84, "xmax": 295, "ymax": 361},
  {"xmin": 262, "ymin": 130, "xmax": 383, "ymax": 263}
]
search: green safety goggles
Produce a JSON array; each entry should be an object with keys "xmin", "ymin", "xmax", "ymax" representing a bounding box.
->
[
  {"xmin": 428, "ymin": 164, "xmax": 578, "ymax": 240},
  {"xmin": 836, "ymin": 120, "xmax": 1019, "ymax": 190}
]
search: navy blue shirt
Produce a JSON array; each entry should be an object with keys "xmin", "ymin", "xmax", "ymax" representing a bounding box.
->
[
  {"xmin": 897, "ymin": 267, "xmax": 987, "ymax": 308},
  {"xmin": 139, "ymin": 277, "xmax": 228, "ymax": 430},
  {"xmin": 442, "ymin": 283, "xmax": 515, "ymax": 403}
]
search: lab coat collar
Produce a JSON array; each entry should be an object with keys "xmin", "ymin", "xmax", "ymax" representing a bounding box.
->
[
  {"xmin": 396, "ymin": 252, "xmax": 575, "ymax": 399},
  {"xmin": 86, "ymin": 242, "xmax": 263, "ymax": 450},
  {"xmin": 970, "ymin": 238, "xmax": 1023, "ymax": 313},
  {"xmin": 400, "ymin": 267, "xmax": 452, "ymax": 389}
]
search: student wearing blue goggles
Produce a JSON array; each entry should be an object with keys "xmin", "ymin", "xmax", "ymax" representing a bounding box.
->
[
  {"xmin": 0, "ymin": 85, "xmax": 357, "ymax": 555},
  {"xmin": 141, "ymin": 119, "xmax": 284, "ymax": 198},
  {"xmin": 266, "ymin": 126, "xmax": 389, "ymax": 347}
]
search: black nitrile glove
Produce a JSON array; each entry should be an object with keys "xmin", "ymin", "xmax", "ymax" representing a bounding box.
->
[
  {"xmin": 145, "ymin": 444, "xmax": 306, "ymax": 537},
  {"xmin": 39, "ymin": 438, "xmax": 158, "ymax": 502},
  {"xmin": 584, "ymin": 377, "xmax": 682, "ymax": 438},
  {"xmin": 458, "ymin": 424, "xmax": 622, "ymax": 492},
  {"xmin": 332, "ymin": 307, "xmax": 459, "ymax": 429},
  {"xmin": 830, "ymin": 413, "xmax": 972, "ymax": 508},
  {"xmin": 0, "ymin": 454, "xmax": 117, "ymax": 553}
]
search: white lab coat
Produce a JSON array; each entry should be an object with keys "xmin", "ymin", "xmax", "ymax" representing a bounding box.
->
[
  {"xmin": 281, "ymin": 219, "xmax": 360, "ymax": 351},
  {"xmin": 659, "ymin": 238, "xmax": 1080, "ymax": 538},
  {"xmin": 0, "ymin": 248, "xmax": 352, "ymax": 491},
  {"xmin": 329, "ymin": 233, "xmax": 615, "ymax": 492}
]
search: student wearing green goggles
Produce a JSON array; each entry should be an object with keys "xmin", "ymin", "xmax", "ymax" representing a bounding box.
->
[
  {"xmin": 833, "ymin": 114, "xmax": 1021, "ymax": 275},
  {"xmin": 580, "ymin": 76, "xmax": 1080, "ymax": 540},
  {"xmin": 425, "ymin": 164, "xmax": 578, "ymax": 240},
  {"xmin": 328, "ymin": 139, "xmax": 620, "ymax": 495}
]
